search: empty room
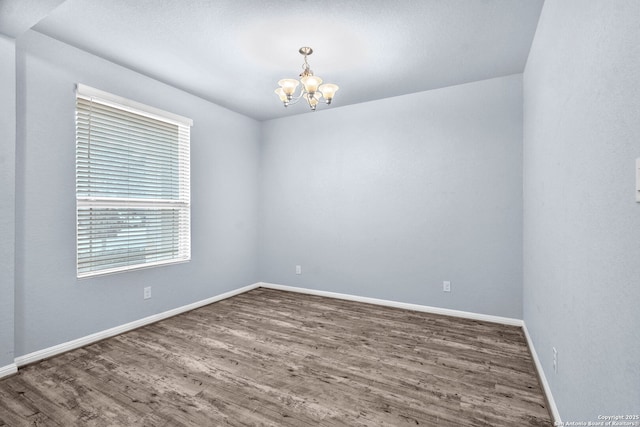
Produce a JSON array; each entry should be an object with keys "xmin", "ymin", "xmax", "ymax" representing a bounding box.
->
[{"xmin": 0, "ymin": 0, "xmax": 638, "ymax": 425}]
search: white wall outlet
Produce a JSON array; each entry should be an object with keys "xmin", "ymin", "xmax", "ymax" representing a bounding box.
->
[
  {"xmin": 295, "ymin": 265, "xmax": 302, "ymax": 275},
  {"xmin": 553, "ymin": 347, "xmax": 558, "ymax": 373},
  {"xmin": 443, "ymin": 281, "xmax": 451, "ymax": 292},
  {"xmin": 143, "ymin": 286, "xmax": 151, "ymax": 300}
]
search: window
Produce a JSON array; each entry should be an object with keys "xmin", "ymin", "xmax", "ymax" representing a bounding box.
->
[{"xmin": 76, "ymin": 84, "xmax": 192, "ymax": 278}]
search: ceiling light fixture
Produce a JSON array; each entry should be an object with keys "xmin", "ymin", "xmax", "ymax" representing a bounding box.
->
[{"xmin": 275, "ymin": 47, "xmax": 339, "ymax": 111}]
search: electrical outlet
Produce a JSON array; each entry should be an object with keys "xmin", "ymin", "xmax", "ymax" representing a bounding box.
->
[
  {"xmin": 295, "ymin": 265, "xmax": 302, "ymax": 275},
  {"xmin": 553, "ymin": 347, "xmax": 558, "ymax": 373},
  {"xmin": 144, "ymin": 286, "xmax": 152, "ymax": 300},
  {"xmin": 443, "ymin": 281, "xmax": 451, "ymax": 292}
]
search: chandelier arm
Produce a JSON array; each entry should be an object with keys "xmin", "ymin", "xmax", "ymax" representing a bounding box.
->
[
  {"xmin": 286, "ymin": 96, "xmax": 303, "ymax": 106},
  {"xmin": 289, "ymin": 85, "xmax": 308, "ymax": 103}
]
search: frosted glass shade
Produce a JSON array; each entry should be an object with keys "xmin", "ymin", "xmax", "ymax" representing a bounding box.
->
[
  {"xmin": 307, "ymin": 93, "xmax": 321, "ymax": 110},
  {"xmin": 319, "ymin": 83, "xmax": 339, "ymax": 101},
  {"xmin": 274, "ymin": 88, "xmax": 287, "ymax": 102},
  {"xmin": 278, "ymin": 79, "xmax": 299, "ymax": 96},
  {"xmin": 301, "ymin": 75, "xmax": 323, "ymax": 94}
]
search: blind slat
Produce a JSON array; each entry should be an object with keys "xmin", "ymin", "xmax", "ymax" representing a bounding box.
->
[{"xmin": 76, "ymin": 86, "xmax": 191, "ymax": 278}]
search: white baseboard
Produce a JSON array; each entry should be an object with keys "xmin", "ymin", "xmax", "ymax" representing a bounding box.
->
[
  {"xmin": 258, "ymin": 282, "xmax": 524, "ymax": 327},
  {"xmin": 10, "ymin": 280, "xmax": 559, "ymax": 424},
  {"xmin": 259, "ymin": 282, "xmax": 560, "ymax": 421},
  {"xmin": 0, "ymin": 362, "xmax": 17, "ymax": 379},
  {"xmin": 14, "ymin": 283, "xmax": 260, "ymax": 368},
  {"xmin": 522, "ymin": 323, "xmax": 561, "ymax": 424}
]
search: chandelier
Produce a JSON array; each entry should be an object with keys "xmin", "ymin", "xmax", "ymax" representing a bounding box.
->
[{"xmin": 274, "ymin": 47, "xmax": 339, "ymax": 111}]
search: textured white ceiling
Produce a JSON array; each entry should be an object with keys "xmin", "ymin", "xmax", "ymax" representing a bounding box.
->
[
  {"xmin": 0, "ymin": 0, "xmax": 65, "ymax": 37},
  {"xmin": 18, "ymin": 0, "xmax": 543, "ymax": 121}
]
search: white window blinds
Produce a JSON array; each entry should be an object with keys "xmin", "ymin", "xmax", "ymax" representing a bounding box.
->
[{"xmin": 76, "ymin": 84, "xmax": 192, "ymax": 278}]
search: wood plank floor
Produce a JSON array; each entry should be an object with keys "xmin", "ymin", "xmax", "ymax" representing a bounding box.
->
[{"xmin": 0, "ymin": 288, "xmax": 552, "ymax": 426}]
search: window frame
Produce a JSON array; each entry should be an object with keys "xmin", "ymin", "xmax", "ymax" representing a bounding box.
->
[{"xmin": 75, "ymin": 84, "xmax": 192, "ymax": 278}]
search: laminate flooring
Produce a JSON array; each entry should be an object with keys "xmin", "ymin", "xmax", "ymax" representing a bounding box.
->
[{"xmin": 0, "ymin": 288, "xmax": 552, "ymax": 426}]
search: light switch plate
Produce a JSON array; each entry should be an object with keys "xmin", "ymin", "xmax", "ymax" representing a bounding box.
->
[{"xmin": 636, "ymin": 158, "xmax": 640, "ymax": 202}]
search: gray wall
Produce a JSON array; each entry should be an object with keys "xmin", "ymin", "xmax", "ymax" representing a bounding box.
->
[
  {"xmin": 259, "ymin": 75, "xmax": 523, "ymax": 318},
  {"xmin": 0, "ymin": 35, "xmax": 16, "ymax": 368},
  {"xmin": 14, "ymin": 31, "xmax": 260, "ymax": 356},
  {"xmin": 523, "ymin": 0, "xmax": 640, "ymax": 421}
]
